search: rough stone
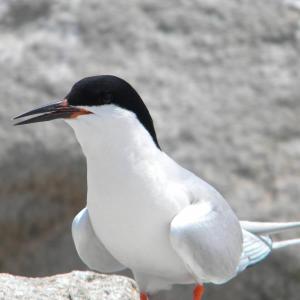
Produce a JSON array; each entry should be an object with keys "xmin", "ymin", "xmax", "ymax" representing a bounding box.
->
[
  {"xmin": 0, "ymin": 271, "xmax": 139, "ymax": 300},
  {"xmin": 1, "ymin": 0, "xmax": 300, "ymax": 299}
]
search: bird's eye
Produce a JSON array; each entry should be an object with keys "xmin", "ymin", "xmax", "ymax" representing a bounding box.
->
[{"xmin": 101, "ymin": 92, "xmax": 112, "ymax": 105}]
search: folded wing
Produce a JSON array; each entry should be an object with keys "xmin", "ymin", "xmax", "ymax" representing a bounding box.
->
[
  {"xmin": 170, "ymin": 201, "xmax": 243, "ymax": 284},
  {"xmin": 237, "ymin": 230, "xmax": 272, "ymax": 273},
  {"xmin": 72, "ymin": 207, "xmax": 125, "ymax": 273}
]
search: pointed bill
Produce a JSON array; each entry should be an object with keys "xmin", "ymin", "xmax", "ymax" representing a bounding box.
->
[{"xmin": 13, "ymin": 99, "xmax": 92, "ymax": 125}]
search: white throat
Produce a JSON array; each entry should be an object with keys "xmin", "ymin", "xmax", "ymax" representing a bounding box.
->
[
  {"xmin": 65, "ymin": 105, "xmax": 161, "ymax": 202},
  {"xmin": 66, "ymin": 104, "xmax": 159, "ymax": 161}
]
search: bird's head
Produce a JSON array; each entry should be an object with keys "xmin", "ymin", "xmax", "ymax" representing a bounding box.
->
[{"xmin": 14, "ymin": 75, "xmax": 160, "ymax": 148}]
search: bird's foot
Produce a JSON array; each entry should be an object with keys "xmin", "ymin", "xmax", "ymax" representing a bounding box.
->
[
  {"xmin": 140, "ymin": 292, "xmax": 149, "ymax": 300},
  {"xmin": 193, "ymin": 284, "xmax": 205, "ymax": 300}
]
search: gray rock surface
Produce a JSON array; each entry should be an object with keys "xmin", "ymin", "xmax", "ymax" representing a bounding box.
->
[
  {"xmin": 0, "ymin": 271, "xmax": 139, "ymax": 300},
  {"xmin": 1, "ymin": 0, "xmax": 300, "ymax": 299}
]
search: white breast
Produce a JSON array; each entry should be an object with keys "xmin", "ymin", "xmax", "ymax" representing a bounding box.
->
[{"xmin": 66, "ymin": 105, "xmax": 193, "ymax": 281}]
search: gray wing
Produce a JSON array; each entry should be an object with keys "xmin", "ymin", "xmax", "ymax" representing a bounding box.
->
[
  {"xmin": 72, "ymin": 207, "xmax": 125, "ymax": 273},
  {"xmin": 237, "ymin": 229, "xmax": 272, "ymax": 273},
  {"xmin": 170, "ymin": 201, "xmax": 243, "ymax": 284}
]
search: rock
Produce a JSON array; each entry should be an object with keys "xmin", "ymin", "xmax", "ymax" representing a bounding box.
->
[
  {"xmin": 0, "ymin": 271, "xmax": 139, "ymax": 300},
  {"xmin": 1, "ymin": 0, "xmax": 300, "ymax": 299}
]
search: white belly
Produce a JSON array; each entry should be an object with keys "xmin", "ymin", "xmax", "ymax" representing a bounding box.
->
[{"xmin": 87, "ymin": 168, "xmax": 192, "ymax": 282}]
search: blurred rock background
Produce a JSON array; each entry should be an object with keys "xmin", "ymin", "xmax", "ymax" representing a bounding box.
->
[{"xmin": 1, "ymin": 0, "xmax": 300, "ymax": 299}]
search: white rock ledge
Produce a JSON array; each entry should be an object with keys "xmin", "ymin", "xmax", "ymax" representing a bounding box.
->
[{"xmin": 0, "ymin": 271, "xmax": 139, "ymax": 300}]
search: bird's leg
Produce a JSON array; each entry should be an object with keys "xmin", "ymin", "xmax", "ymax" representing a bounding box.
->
[
  {"xmin": 193, "ymin": 284, "xmax": 205, "ymax": 300},
  {"xmin": 140, "ymin": 292, "xmax": 149, "ymax": 300}
]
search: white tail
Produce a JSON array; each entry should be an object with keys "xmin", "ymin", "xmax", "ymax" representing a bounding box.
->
[
  {"xmin": 240, "ymin": 221, "xmax": 300, "ymax": 235},
  {"xmin": 273, "ymin": 238, "xmax": 300, "ymax": 249},
  {"xmin": 238, "ymin": 220, "xmax": 300, "ymax": 273}
]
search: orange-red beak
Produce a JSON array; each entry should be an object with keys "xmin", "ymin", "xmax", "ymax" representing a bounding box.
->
[{"xmin": 13, "ymin": 99, "xmax": 92, "ymax": 125}]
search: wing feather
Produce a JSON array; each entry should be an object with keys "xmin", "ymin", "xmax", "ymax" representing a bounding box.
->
[
  {"xmin": 72, "ymin": 208, "xmax": 125, "ymax": 273},
  {"xmin": 237, "ymin": 230, "xmax": 272, "ymax": 273},
  {"xmin": 170, "ymin": 202, "xmax": 242, "ymax": 284}
]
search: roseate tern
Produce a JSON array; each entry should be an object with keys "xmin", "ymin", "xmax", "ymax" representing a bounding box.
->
[{"xmin": 14, "ymin": 75, "xmax": 300, "ymax": 300}]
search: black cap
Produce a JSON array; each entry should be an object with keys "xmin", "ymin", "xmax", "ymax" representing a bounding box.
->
[{"xmin": 66, "ymin": 75, "xmax": 160, "ymax": 149}]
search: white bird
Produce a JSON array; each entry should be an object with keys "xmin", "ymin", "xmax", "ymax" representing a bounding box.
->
[{"xmin": 14, "ymin": 75, "xmax": 300, "ymax": 300}]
